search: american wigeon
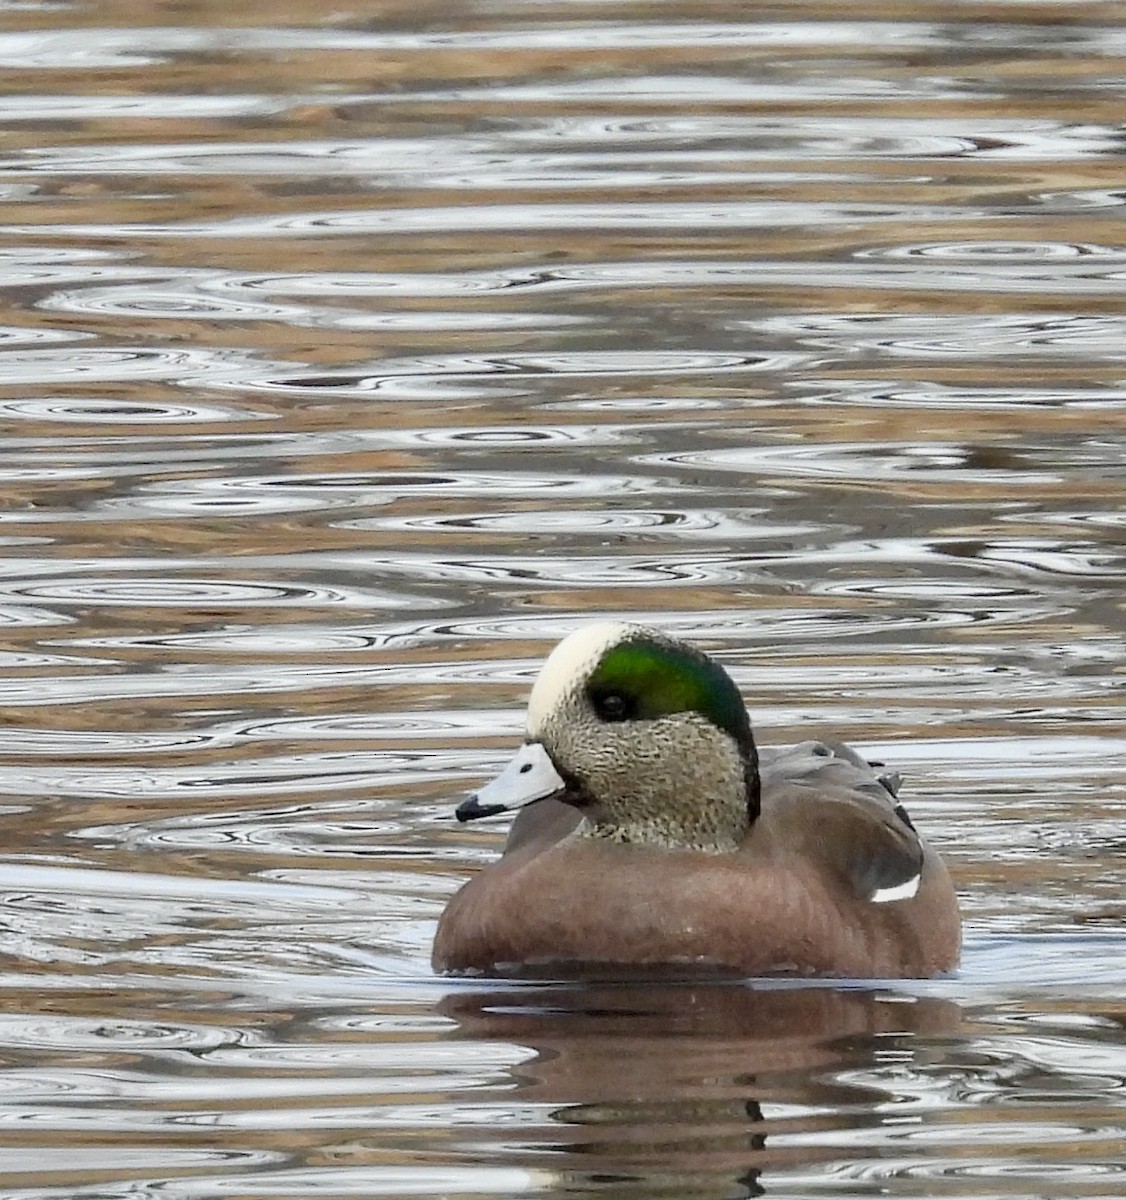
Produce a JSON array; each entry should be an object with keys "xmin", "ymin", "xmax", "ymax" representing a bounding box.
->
[{"xmin": 433, "ymin": 622, "xmax": 961, "ymax": 979}]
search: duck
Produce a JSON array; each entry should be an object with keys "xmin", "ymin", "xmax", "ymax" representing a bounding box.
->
[{"xmin": 432, "ymin": 622, "xmax": 961, "ymax": 979}]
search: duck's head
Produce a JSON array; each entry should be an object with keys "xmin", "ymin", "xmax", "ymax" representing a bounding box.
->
[{"xmin": 457, "ymin": 622, "xmax": 760, "ymax": 852}]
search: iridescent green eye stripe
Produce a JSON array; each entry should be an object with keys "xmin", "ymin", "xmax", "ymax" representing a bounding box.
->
[{"xmin": 588, "ymin": 638, "xmax": 751, "ymax": 743}]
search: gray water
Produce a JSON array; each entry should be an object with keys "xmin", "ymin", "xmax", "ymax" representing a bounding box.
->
[{"xmin": 0, "ymin": 0, "xmax": 1124, "ymax": 1196}]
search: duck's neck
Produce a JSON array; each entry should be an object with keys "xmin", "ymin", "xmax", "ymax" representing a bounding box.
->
[{"xmin": 578, "ymin": 793, "xmax": 751, "ymax": 854}]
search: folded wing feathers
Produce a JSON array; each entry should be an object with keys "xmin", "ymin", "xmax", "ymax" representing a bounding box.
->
[{"xmin": 760, "ymin": 741, "xmax": 925, "ymax": 905}]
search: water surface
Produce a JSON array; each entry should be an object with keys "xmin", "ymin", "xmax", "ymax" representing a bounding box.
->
[{"xmin": 0, "ymin": 1, "xmax": 1123, "ymax": 1197}]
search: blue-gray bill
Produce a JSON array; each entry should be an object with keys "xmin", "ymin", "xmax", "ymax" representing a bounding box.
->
[{"xmin": 454, "ymin": 740, "xmax": 566, "ymax": 823}]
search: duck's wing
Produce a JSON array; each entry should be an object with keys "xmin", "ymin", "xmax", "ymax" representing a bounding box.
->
[{"xmin": 758, "ymin": 740, "xmax": 924, "ymax": 903}]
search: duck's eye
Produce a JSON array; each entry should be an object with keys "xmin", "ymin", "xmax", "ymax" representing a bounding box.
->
[{"xmin": 590, "ymin": 689, "xmax": 634, "ymax": 722}]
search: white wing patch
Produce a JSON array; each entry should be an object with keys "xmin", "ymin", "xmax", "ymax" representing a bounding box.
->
[{"xmin": 870, "ymin": 873, "xmax": 921, "ymax": 904}]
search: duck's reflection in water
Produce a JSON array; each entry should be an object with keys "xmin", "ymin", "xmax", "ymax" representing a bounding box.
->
[{"xmin": 440, "ymin": 976, "xmax": 962, "ymax": 1198}]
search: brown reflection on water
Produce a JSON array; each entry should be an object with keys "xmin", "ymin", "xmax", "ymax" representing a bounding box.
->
[{"xmin": 441, "ymin": 982, "xmax": 962, "ymax": 1194}]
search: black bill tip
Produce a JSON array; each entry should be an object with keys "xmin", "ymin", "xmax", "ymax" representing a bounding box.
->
[{"xmin": 455, "ymin": 795, "xmax": 509, "ymax": 823}]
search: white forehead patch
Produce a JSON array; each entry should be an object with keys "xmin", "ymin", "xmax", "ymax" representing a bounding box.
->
[{"xmin": 526, "ymin": 621, "xmax": 641, "ymax": 734}]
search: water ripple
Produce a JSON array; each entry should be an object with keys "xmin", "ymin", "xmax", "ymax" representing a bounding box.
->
[
  {"xmin": 273, "ymin": 348, "xmax": 796, "ymax": 377},
  {"xmin": 864, "ymin": 240, "xmax": 1126, "ymax": 263},
  {"xmin": 645, "ymin": 443, "xmax": 1064, "ymax": 485},
  {"xmin": 7, "ymin": 21, "xmax": 1126, "ymax": 68},
  {"xmin": 0, "ymin": 346, "xmax": 288, "ymax": 385},
  {"xmin": 499, "ymin": 116, "xmax": 1126, "ymax": 160},
  {"xmin": 193, "ymin": 257, "xmax": 1126, "ymax": 305},
  {"xmin": 744, "ymin": 313, "xmax": 1126, "ymax": 357},
  {"xmin": 61, "ymin": 600, "xmax": 1044, "ymax": 659},
  {"xmin": 248, "ymin": 349, "xmax": 810, "ymax": 399},
  {"xmin": 39, "ymin": 283, "xmax": 578, "ymax": 332},
  {"xmin": 89, "ymin": 469, "xmax": 667, "ymax": 519},
  {"xmin": 0, "ymin": 748, "xmax": 487, "ymax": 800},
  {"xmin": 0, "ymin": 650, "xmax": 1083, "ymax": 711},
  {"xmin": 0, "ymin": 397, "xmax": 265, "ymax": 424},
  {"xmin": 0, "ymin": 1013, "xmax": 255, "ymax": 1054},
  {"xmin": 794, "ymin": 382, "xmax": 1126, "ymax": 411},
  {"xmin": 0, "ymin": 578, "xmax": 407, "ymax": 608},
  {"xmin": 2, "ymin": 200, "xmax": 990, "ymax": 241},
  {"xmin": 382, "ymin": 257, "xmax": 1126, "ymax": 298},
  {"xmin": 0, "ymin": 325, "xmax": 85, "ymax": 347},
  {"xmin": 0, "ymin": 23, "xmax": 956, "ymax": 71},
  {"xmin": 367, "ymin": 509, "xmax": 821, "ymax": 541}
]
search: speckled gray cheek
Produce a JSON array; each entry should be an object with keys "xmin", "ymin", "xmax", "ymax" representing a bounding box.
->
[
  {"xmin": 538, "ymin": 700, "xmax": 752, "ymax": 853},
  {"xmin": 535, "ymin": 689, "xmax": 602, "ymax": 790}
]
